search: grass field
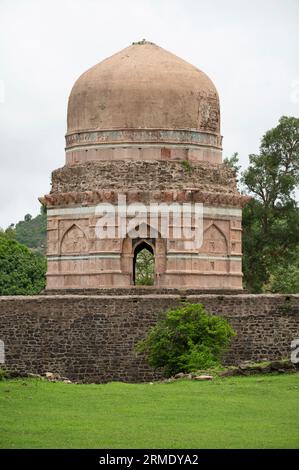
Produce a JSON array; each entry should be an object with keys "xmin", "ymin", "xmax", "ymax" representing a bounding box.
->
[{"xmin": 1, "ymin": 374, "xmax": 299, "ymax": 449}]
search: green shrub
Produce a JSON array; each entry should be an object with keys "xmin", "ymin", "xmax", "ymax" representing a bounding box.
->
[
  {"xmin": 136, "ymin": 303, "xmax": 236, "ymax": 376},
  {"xmin": 181, "ymin": 160, "xmax": 193, "ymax": 172}
]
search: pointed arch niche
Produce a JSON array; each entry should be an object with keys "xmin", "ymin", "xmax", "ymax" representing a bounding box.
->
[
  {"xmin": 60, "ymin": 224, "xmax": 88, "ymax": 254},
  {"xmin": 120, "ymin": 223, "xmax": 166, "ymax": 286},
  {"xmin": 133, "ymin": 240, "xmax": 155, "ymax": 285},
  {"xmin": 202, "ymin": 223, "xmax": 228, "ymax": 255}
]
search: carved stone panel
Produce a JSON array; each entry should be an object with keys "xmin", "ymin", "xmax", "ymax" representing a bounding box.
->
[{"xmin": 60, "ymin": 224, "xmax": 88, "ymax": 254}]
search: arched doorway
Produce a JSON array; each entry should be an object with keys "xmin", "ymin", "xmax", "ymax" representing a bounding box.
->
[{"xmin": 133, "ymin": 240, "xmax": 155, "ymax": 285}]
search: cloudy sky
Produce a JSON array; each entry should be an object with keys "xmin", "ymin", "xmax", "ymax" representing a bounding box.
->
[{"xmin": 0, "ymin": 0, "xmax": 298, "ymax": 228}]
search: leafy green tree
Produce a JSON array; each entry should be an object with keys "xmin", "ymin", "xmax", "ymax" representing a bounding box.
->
[
  {"xmin": 223, "ymin": 152, "xmax": 241, "ymax": 175},
  {"xmin": 0, "ymin": 232, "xmax": 46, "ymax": 295},
  {"xmin": 268, "ymin": 264, "xmax": 299, "ymax": 294},
  {"xmin": 241, "ymin": 116, "xmax": 299, "ymax": 292},
  {"xmin": 263, "ymin": 247, "xmax": 299, "ymax": 293},
  {"xmin": 136, "ymin": 303, "xmax": 236, "ymax": 376},
  {"xmin": 15, "ymin": 208, "xmax": 47, "ymax": 254},
  {"xmin": 3, "ymin": 224, "xmax": 16, "ymax": 239}
]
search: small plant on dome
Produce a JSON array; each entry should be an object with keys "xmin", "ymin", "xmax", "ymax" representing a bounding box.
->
[{"xmin": 181, "ymin": 160, "xmax": 193, "ymax": 173}]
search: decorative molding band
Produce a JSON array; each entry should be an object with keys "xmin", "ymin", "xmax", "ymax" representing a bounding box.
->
[
  {"xmin": 47, "ymin": 253, "xmax": 121, "ymax": 261},
  {"xmin": 65, "ymin": 129, "xmax": 222, "ymax": 150},
  {"xmin": 40, "ymin": 190, "xmax": 249, "ymax": 210},
  {"xmin": 46, "ymin": 270, "xmax": 122, "ymax": 276},
  {"xmin": 167, "ymin": 254, "xmax": 242, "ymax": 261},
  {"xmin": 47, "ymin": 253, "xmax": 241, "ymax": 262},
  {"xmin": 46, "ymin": 204, "xmax": 242, "ymax": 218},
  {"xmin": 164, "ymin": 271, "xmax": 243, "ymax": 277},
  {"xmin": 65, "ymin": 144, "xmax": 222, "ymax": 154}
]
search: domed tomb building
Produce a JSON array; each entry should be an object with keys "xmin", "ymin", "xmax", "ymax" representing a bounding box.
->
[{"xmin": 40, "ymin": 41, "xmax": 248, "ymax": 290}]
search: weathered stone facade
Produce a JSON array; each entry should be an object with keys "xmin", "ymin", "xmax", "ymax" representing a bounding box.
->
[
  {"xmin": 39, "ymin": 41, "xmax": 249, "ymax": 290},
  {"xmin": 0, "ymin": 294, "xmax": 298, "ymax": 383},
  {"xmin": 51, "ymin": 160, "xmax": 238, "ymax": 194}
]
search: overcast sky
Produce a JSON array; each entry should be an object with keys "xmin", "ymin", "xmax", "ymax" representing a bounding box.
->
[{"xmin": 0, "ymin": 0, "xmax": 298, "ymax": 228}]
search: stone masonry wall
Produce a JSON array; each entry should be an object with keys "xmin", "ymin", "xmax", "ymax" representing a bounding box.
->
[{"xmin": 0, "ymin": 294, "xmax": 298, "ymax": 383}]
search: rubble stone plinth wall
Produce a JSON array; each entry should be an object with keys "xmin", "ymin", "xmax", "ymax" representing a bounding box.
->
[
  {"xmin": 0, "ymin": 293, "xmax": 298, "ymax": 383},
  {"xmin": 51, "ymin": 160, "xmax": 238, "ymax": 194}
]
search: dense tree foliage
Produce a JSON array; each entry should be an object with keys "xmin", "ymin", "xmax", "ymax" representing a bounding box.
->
[
  {"xmin": 0, "ymin": 232, "xmax": 46, "ymax": 295},
  {"xmin": 268, "ymin": 264, "xmax": 299, "ymax": 294},
  {"xmin": 239, "ymin": 116, "xmax": 299, "ymax": 292},
  {"xmin": 137, "ymin": 303, "xmax": 236, "ymax": 376}
]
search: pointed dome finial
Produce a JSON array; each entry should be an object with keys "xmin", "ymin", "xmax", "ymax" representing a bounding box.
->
[{"xmin": 132, "ymin": 38, "xmax": 154, "ymax": 45}]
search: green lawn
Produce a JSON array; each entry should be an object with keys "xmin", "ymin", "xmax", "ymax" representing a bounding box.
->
[{"xmin": 0, "ymin": 374, "xmax": 299, "ymax": 449}]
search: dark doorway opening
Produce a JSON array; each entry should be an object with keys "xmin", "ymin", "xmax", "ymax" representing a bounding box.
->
[{"xmin": 133, "ymin": 240, "xmax": 155, "ymax": 285}]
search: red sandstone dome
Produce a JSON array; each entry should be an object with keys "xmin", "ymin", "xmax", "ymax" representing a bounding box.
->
[{"xmin": 67, "ymin": 41, "xmax": 220, "ymax": 136}]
